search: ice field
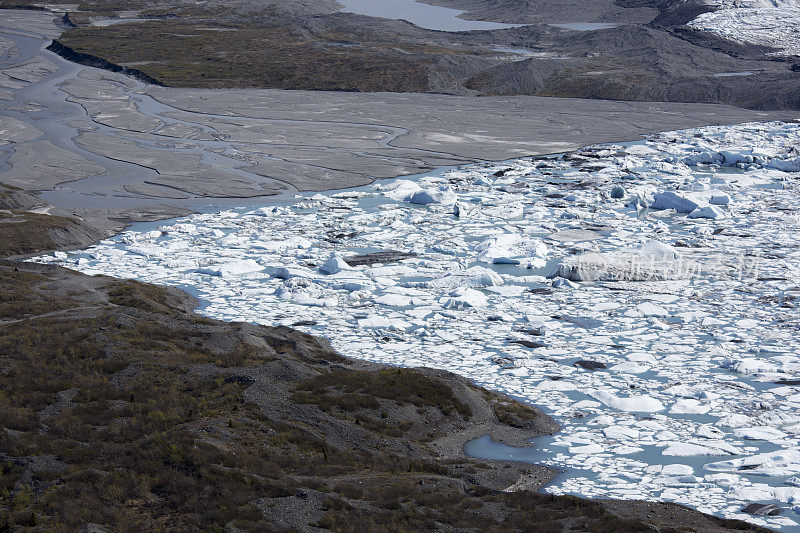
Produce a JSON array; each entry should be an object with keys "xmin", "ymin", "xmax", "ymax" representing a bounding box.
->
[
  {"xmin": 689, "ymin": 0, "xmax": 800, "ymax": 57},
  {"xmin": 34, "ymin": 121, "xmax": 800, "ymax": 529}
]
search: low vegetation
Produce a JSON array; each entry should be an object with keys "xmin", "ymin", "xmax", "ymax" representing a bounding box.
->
[
  {"xmin": 57, "ymin": 22, "xmax": 439, "ymax": 91},
  {"xmin": 492, "ymin": 397, "xmax": 540, "ymax": 428},
  {"xmin": 292, "ymin": 367, "xmax": 473, "ymax": 418},
  {"xmin": 0, "ymin": 211, "xmax": 100, "ymax": 257}
]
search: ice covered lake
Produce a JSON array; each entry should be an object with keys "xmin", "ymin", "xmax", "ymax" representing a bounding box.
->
[{"xmin": 34, "ymin": 121, "xmax": 800, "ymax": 530}]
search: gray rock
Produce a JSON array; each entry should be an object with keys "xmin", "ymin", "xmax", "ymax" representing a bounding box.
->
[
  {"xmin": 344, "ymin": 250, "xmax": 417, "ymax": 266},
  {"xmin": 741, "ymin": 503, "xmax": 782, "ymax": 516},
  {"xmin": 573, "ymin": 360, "xmax": 607, "ymax": 371}
]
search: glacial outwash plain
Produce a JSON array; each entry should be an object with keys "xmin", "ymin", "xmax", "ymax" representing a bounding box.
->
[{"xmin": 1, "ymin": 0, "xmax": 800, "ymax": 531}]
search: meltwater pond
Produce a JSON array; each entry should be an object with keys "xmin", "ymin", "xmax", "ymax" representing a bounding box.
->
[{"xmin": 35, "ymin": 121, "xmax": 800, "ymax": 530}]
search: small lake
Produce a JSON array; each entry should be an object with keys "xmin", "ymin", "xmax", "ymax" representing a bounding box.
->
[{"xmin": 336, "ymin": 0, "xmax": 521, "ymax": 32}]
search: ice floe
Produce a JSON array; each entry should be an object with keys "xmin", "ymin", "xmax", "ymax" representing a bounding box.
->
[{"xmin": 475, "ymin": 233, "xmax": 548, "ymax": 266}]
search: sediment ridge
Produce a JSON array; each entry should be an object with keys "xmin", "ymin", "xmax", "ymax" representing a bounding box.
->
[{"xmin": 46, "ymin": 39, "xmax": 163, "ymax": 86}]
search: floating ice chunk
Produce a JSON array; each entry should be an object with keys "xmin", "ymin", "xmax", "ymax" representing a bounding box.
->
[
  {"xmin": 670, "ymin": 399, "xmax": 711, "ymax": 415},
  {"xmin": 165, "ymin": 223, "xmax": 198, "ymax": 234},
  {"xmin": 767, "ymin": 157, "xmax": 800, "ymax": 173},
  {"xmin": 719, "ymin": 149, "xmax": 756, "ymax": 166},
  {"xmin": 319, "ymin": 252, "xmax": 351, "ymax": 275},
  {"xmin": 570, "ymin": 443, "xmax": 604, "ymax": 454},
  {"xmin": 662, "ymin": 442, "xmax": 731, "ymax": 457},
  {"xmin": 440, "ymin": 287, "xmax": 487, "ymax": 309},
  {"xmin": 689, "ymin": 205, "xmax": 727, "ymax": 219},
  {"xmin": 249, "ymin": 206, "xmax": 280, "ymax": 216},
  {"xmin": 588, "ymin": 389, "xmax": 665, "ymax": 413},
  {"xmin": 383, "ymin": 179, "xmax": 421, "ymax": 200},
  {"xmin": 637, "ymin": 302, "xmax": 669, "ymax": 317},
  {"xmin": 128, "ymin": 244, "xmax": 166, "ymax": 259},
  {"xmin": 425, "ymin": 266, "xmax": 504, "ymax": 289},
  {"xmin": 662, "ymin": 464, "xmax": 694, "ymax": 476},
  {"xmin": 733, "ymin": 426, "xmax": 788, "ymax": 441},
  {"xmin": 536, "ymin": 380, "xmax": 577, "ymax": 391},
  {"xmin": 453, "ymin": 201, "xmax": 472, "ymax": 218},
  {"xmin": 588, "ymin": 415, "xmax": 615, "ymax": 426},
  {"xmin": 271, "ymin": 265, "xmax": 318, "ymax": 280},
  {"xmin": 757, "ymin": 411, "xmax": 800, "ymax": 427},
  {"xmin": 196, "ymin": 259, "xmax": 263, "ymax": 277},
  {"xmin": 369, "ymin": 265, "xmax": 416, "ymax": 278},
  {"xmin": 696, "ymin": 425, "xmax": 726, "ymax": 440},
  {"xmin": 723, "ymin": 359, "xmax": 778, "ymax": 375},
  {"xmin": 357, "ymin": 315, "xmax": 411, "ymax": 331},
  {"xmin": 121, "ymin": 230, "xmax": 162, "ymax": 244},
  {"xmin": 664, "ymin": 384, "xmax": 703, "ymax": 398},
  {"xmin": 638, "ymin": 241, "xmax": 681, "ymax": 261},
  {"xmin": 406, "ymin": 186, "xmax": 456, "ymax": 205},
  {"xmin": 651, "ymin": 191, "xmax": 701, "ymax": 213},
  {"xmin": 730, "ymin": 486, "xmax": 775, "ymax": 503},
  {"xmin": 326, "ymin": 274, "xmax": 374, "ymax": 291},
  {"xmin": 705, "ymin": 450, "xmax": 800, "ymax": 477},
  {"xmin": 603, "ymin": 425, "xmax": 640, "ymax": 440},
  {"xmin": 255, "ymin": 236, "xmax": 312, "ymax": 251},
  {"xmin": 610, "ymin": 362, "xmax": 649, "ymax": 374},
  {"xmin": 717, "ymin": 414, "xmax": 753, "ymax": 428},
  {"xmin": 482, "ymin": 202, "xmax": 524, "ymax": 219},
  {"xmin": 705, "ymin": 473, "xmax": 740, "ymax": 487},
  {"xmin": 374, "ymin": 293, "xmax": 412, "ymax": 307},
  {"xmin": 551, "ymin": 277, "xmax": 577, "ymax": 289},
  {"xmin": 485, "ymin": 285, "xmax": 526, "ymax": 297},
  {"xmin": 682, "ymin": 151, "xmax": 721, "ymax": 166},
  {"xmin": 547, "ymin": 229, "xmax": 604, "ymax": 243},
  {"xmin": 475, "ymin": 233, "xmax": 547, "ymax": 267},
  {"xmin": 291, "ymin": 291, "xmax": 338, "ymax": 307},
  {"xmin": 710, "ymin": 192, "xmax": 731, "ymax": 205}
]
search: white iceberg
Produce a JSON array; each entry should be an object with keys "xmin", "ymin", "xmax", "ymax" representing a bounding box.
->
[
  {"xmin": 475, "ymin": 234, "xmax": 547, "ymax": 267},
  {"xmin": 688, "ymin": 205, "xmax": 727, "ymax": 219},
  {"xmin": 319, "ymin": 252, "xmax": 351, "ymax": 275},
  {"xmin": 588, "ymin": 389, "xmax": 665, "ymax": 413},
  {"xmin": 196, "ymin": 259, "xmax": 263, "ymax": 277},
  {"xmin": 651, "ymin": 191, "xmax": 701, "ymax": 213},
  {"xmin": 406, "ymin": 186, "xmax": 456, "ymax": 205},
  {"xmin": 440, "ymin": 287, "xmax": 487, "ymax": 309}
]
